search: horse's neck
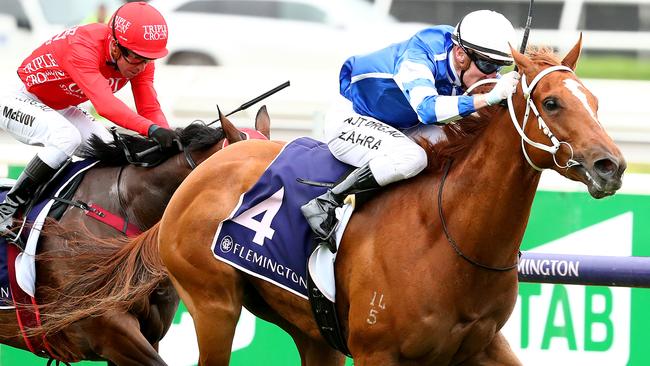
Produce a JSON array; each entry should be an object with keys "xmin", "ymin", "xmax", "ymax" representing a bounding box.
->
[
  {"xmin": 123, "ymin": 146, "xmax": 222, "ymax": 228},
  {"xmin": 123, "ymin": 154, "xmax": 192, "ymax": 229},
  {"xmin": 443, "ymin": 103, "xmax": 541, "ymax": 266}
]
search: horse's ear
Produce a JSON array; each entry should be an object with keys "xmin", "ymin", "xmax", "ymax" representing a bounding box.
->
[
  {"xmin": 561, "ymin": 33, "xmax": 582, "ymax": 71},
  {"xmin": 255, "ymin": 105, "xmax": 271, "ymax": 139},
  {"xmin": 218, "ymin": 106, "xmax": 243, "ymax": 143},
  {"xmin": 510, "ymin": 43, "xmax": 534, "ymax": 74}
]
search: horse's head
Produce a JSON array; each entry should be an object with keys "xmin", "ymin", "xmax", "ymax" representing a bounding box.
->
[{"xmin": 510, "ymin": 37, "xmax": 626, "ymax": 198}]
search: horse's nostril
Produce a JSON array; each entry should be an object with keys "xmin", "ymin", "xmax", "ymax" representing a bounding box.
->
[{"xmin": 594, "ymin": 158, "xmax": 618, "ymax": 178}]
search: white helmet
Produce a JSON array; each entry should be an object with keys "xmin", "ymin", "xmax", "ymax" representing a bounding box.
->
[{"xmin": 452, "ymin": 10, "xmax": 517, "ymax": 64}]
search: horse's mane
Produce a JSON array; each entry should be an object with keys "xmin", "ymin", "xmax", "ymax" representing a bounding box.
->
[
  {"xmin": 80, "ymin": 122, "xmax": 226, "ymax": 166},
  {"xmin": 525, "ymin": 45, "xmax": 561, "ymax": 67},
  {"xmin": 420, "ymin": 108, "xmax": 497, "ymax": 172},
  {"xmin": 421, "ymin": 45, "xmax": 560, "ymax": 172}
]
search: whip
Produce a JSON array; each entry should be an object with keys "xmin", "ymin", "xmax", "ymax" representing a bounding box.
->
[
  {"xmin": 135, "ymin": 81, "xmax": 290, "ymax": 158},
  {"xmin": 515, "ymin": 0, "xmax": 535, "ymax": 72}
]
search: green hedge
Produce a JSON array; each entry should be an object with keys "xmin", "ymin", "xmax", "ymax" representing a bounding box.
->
[
  {"xmin": 502, "ymin": 56, "xmax": 650, "ymax": 81},
  {"xmin": 577, "ymin": 56, "xmax": 650, "ymax": 80}
]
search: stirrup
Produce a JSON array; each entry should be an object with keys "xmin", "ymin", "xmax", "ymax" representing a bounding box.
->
[
  {"xmin": 315, "ymin": 220, "xmax": 340, "ymax": 254},
  {"xmin": 0, "ymin": 215, "xmax": 27, "ymax": 250},
  {"xmin": 3, "ymin": 233, "xmax": 26, "ymax": 251},
  {"xmin": 0, "ymin": 227, "xmax": 22, "ymax": 247}
]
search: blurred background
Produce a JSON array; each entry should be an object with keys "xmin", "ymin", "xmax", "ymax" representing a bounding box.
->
[
  {"xmin": 1, "ymin": 0, "xmax": 650, "ymax": 365},
  {"xmin": 1, "ymin": 0, "xmax": 650, "ymax": 170}
]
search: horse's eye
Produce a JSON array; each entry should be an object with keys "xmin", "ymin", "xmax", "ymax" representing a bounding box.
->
[{"xmin": 543, "ymin": 98, "xmax": 559, "ymax": 112}]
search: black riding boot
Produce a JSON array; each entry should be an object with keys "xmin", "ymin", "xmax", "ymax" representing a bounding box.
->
[
  {"xmin": 0, "ymin": 156, "xmax": 57, "ymax": 231},
  {"xmin": 301, "ymin": 164, "xmax": 381, "ymax": 243}
]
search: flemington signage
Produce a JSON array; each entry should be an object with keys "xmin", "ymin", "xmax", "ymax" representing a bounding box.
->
[
  {"xmin": 0, "ymin": 173, "xmax": 649, "ymax": 365},
  {"xmin": 518, "ymin": 256, "xmax": 581, "ymax": 278}
]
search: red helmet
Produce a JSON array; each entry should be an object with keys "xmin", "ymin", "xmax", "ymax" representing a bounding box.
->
[{"xmin": 110, "ymin": 2, "xmax": 168, "ymax": 59}]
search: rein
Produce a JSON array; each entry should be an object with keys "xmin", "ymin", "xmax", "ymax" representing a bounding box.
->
[
  {"xmin": 438, "ymin": 159, "xmax": 519, "ymax": 272},
  {"xmin": 110, "ymin": 127, "xmax": 197, "ymax": 168},
  {"xmin": 184, "ymin": 148, "xmax": 197, "ymax": 169},
  {"xmin": 115, "ymin": 165, "xmax": 132, "ymax": 233},
  {"xmin": 442, "ymin": 64, "xmax": 580, "ymax": 271}
]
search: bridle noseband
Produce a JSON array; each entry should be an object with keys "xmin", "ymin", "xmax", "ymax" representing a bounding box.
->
[
  {"xmin": 465, "ymin": 65, "xmax": 580, "ymax": 171},
  {"xmin": 508, "ymin": 65, "xmax": 580, "ymax": 171}
]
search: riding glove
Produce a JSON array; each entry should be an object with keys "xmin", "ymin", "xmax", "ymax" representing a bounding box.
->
[
  {"xmin": 148, "ymin": 125, "xmax": 178, "ymax": 149},
  {"xmin": 485, "ymin": 71, "xmax": 521, "ymax": 106}
]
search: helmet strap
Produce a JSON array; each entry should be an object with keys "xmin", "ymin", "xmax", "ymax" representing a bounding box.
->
[
  {"xmin": 105, "ymin": 38, "xmax": 121, "ymax": 71},
  {"xmin": 454, "ymin": 16, "xmax": 472, "ymax": 90},
  {"xmin": 452, "ymin": 46, "xmax": 471, "ymax": 89},
  {"xmin": 459, "ymin": 69, "xmax": 468, "ymax": 90},
  {"xmin": 108, "ymin": 4, "xmax": 126, "ymax": 70},
  {"xmin": 111, "ymin": 4, "xmax": 132, "ymax": 64}
]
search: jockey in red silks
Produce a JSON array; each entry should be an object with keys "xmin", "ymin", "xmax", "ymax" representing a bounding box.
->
[
  {"xmin": 0, "ymin": 2, "xmax": 178, "ymax": 232},
  {"xmin": 302, "ymin": 10, "xmax": 522, "ymax": 243}
]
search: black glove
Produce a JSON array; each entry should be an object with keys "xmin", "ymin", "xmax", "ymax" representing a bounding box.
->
[{"xmin": 148, "ymin": 125, "xmax": 178, "ymax": 149}]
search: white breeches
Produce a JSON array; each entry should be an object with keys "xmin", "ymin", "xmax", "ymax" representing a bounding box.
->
[
  {"xmin": 0, "ymin": 86, "xmax": 112, "ymax": 169},
  {"xmin": 323, "ymin": 95, "xmax": 429, "ymax": 186}
]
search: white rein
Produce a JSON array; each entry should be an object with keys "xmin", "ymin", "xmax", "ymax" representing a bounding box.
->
[{"xmin": 465, "ymin": 65, "xmax": 580, "ymax": 171}]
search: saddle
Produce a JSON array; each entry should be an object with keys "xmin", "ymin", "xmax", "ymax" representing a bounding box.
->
[
  {"xmin": 210, "ymin": 137, "xmax": 358, "ymax": 356},
  {"xmin": 0, "ymin": 128, "xmax": 168, "ymax": 245},
  {"xmin": 0, "ymin": 159, "xmax": 97, "ymax": 248}
]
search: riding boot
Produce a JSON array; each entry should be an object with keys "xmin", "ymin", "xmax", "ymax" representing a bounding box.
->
[
  {"xmin": 301, "ymin": 164, "xmax": 380, "ymax": 246},
  {"xmin": 0, "ymin": 156, "xmax": 57, "ymax": 232}
]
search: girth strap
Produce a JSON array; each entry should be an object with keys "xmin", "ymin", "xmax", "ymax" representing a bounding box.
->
[
  {"xmin": 52, "ymin": 198, "xmax": 142, "ymax": 237},
  {"xmin": 84, "ymin": 203, "xmax": 142, "ymax": 237}
]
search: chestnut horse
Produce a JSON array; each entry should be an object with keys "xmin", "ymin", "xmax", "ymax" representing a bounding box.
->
[
  {"xmin": 0, "ymin": 108, "xmax": 269, "ymax": 365},
  {"xmin": 45, "ymin": 39, "xmax": 625, "ymax": 365}
]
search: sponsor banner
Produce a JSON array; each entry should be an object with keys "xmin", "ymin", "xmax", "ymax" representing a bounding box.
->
[
  {"xmin": 502, "ymin": 212, "xmax": 633, "ymax": 365},
  {"xmin": 2, "ymin": 166, "xmax": 23, "ymax": 180}
]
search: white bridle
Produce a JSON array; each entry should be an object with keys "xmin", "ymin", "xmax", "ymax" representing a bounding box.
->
[{"xmin": 465, "ymin": 65, "xmax": 581, "ymax": 171}]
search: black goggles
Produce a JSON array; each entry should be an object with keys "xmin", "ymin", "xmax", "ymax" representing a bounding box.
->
[
  {"xmin": 468, "ymin": 52, "xmax": 506, "ymax": 75},
  {"xmin": 117, "ymin": 44, "xmax": 152, "ymax": 65}
]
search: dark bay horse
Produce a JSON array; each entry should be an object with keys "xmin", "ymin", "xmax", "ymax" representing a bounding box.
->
[
  {"xmin": 0, "ymin": 107, "xmax": 270, "ymax": 365},
  {"xmin": 44, "ymin": 38, "xmax": 625, "ymax": 365}
]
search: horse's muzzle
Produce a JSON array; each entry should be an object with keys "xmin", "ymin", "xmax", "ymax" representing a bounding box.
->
[{"xmin": 572, "ymin": 154, "xmax": 626, "ymax": 198}]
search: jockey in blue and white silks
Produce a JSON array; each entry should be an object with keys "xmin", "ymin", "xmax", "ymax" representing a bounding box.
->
[
  {"xmin": 302, "ymin": 10, "xmax": 522, "ymax": 244},
  {"xmin": 340, "ymin": 25, "xmax": 472, "ymax": 129}
]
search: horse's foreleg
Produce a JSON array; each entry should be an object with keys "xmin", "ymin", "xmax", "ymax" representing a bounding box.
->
[
  {"xmin": 460, "ymin": 331, "xmax": 522, "ymax": 366},
  {"xmin": 81, "ymin": 311, "xmax": 167, "ymax": 366}
]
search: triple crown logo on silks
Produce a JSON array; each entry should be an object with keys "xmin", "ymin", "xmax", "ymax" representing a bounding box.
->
[
  {"xmin": 142, "ymin": 25, "xmax": 167, "ymax": 40},
  {"xmin": 113, "ymin": 16, "xmax": 131, "ymax": 34}
]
